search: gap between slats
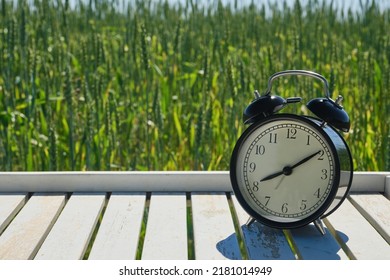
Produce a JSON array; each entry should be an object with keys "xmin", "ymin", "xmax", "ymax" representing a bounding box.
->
[
  {"xmin": 75, "ymin": 192, "xmax": 149, "ymax": 260},
  {"xmin": 76, "ymin": 192, "xmax": 187, "ymax": 260},
  {"xmin": 230, "ymin": 194, "xmax": 297, "ymax": 260},
  {"xmin": 82, "ymin": 192, "xmax": 110, "ymax": 259},
  {"xmin": 26, "ymin": 193, "xmax": 69, "ymax": 259},
  {"xmin": 186, "ymin": 192, "xmax": 195, "ymax": 260},
  {"xmin": 135, "ymin": 192, "xmax": 243, "ymax": 260},
  {"xmin": 141, "ymin": 192, "xmax": 188, "ymax": 259},
  {"xmin": 31, "ymin": 192, "xmax": 70, "ymax": 259},
  {"xmin": 348, "ymin": 193, "xmax": 390, "ymax": 244},
  {"xmin": 285, "ymin": 224, "xmax": 350, "ymax": 260},
  {"xmin": 34, "ymin": 193, "xmax": 106, "ymax": 260},
  {"xmin": 225, "ymin": 193, "xmax": 249, "ymax": 260},
  {"xmin": 322, "ymin": 217, "xmax": 356, "ymax": 259},
  {"xmin": 323, "ymin": 197, "xmax": 390, "ymax": 259},
  {"xmin": 190, "ymin": 192, "xmax": 242, "ymax": 260},
  {"xmin": 0, "ymin": 193, "xmax": 68, "ymax": 260},
  {"xmin": 136, "ymin": 192, "xmax": 195, "ymax": 260},
  {"xmin": 87, "ymin": 192, "xmax": 147, "ymax": 260},
  {"xmin": 0, "ymin": 193, "xmax": 29, "ymax": 236},
  {"xmin": 133, "ymin": 192, "xmax": 151, "ymax": 260}
]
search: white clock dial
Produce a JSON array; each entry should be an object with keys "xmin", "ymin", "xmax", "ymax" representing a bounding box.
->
[{"xmin": 234, "ymin": 116, "xmax": 337, "ymax": 224}]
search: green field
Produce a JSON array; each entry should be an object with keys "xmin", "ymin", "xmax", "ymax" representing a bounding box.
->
[{"xmin": 0, "ymin": 0, "xmax": 389, "ymax": 171}]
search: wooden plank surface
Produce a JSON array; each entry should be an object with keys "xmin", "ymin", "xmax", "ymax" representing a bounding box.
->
[
  {"xmin": 0, "ymin": 194, "xmax": 66, "ymax": 260},
  {"xmin": 349, "ymin": 193, "xmax": 390, "ymax": 244},
  {"xmin": 0, "ymin": 194, "xmax": 27, "ymax": 234},
  {"xmin": 35, "ymin": 193, "xmax": 105, "ymax": 260},
  {"xmin": 289, "ymin": 224, "xmax": 349, "ymax": 260},
  {"xmin": 0, "ymin": 171, "xmax": 387, "ymax": 192},
  {"xmin": 351, "ymin": 172, "xmax": 389, "ymax": 193},
  {"xmin": 232, "ymin": 196, "xmax": 295, "ymax": 260},
  {"xmin": 88, "ymin": 193, "xmax": 146, "ymax": 260},
  {"xmin": 325, "ymin": 199, "xmax": 390, "ymax": 259},
  {"xmin": 0, "ymin": 172, "xmax": 231, "ymax": 192},
  {"xmin": 191, "ymin": 192, "xmax": 241, "ymax": 260},
  {"xmin": 141, "ymin": 193, "xmax": 187, "ymax": 260}
]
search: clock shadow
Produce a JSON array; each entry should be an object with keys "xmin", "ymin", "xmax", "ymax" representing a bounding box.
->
[
  {"xmin": 289, "ymin": 223, "xmax": 349, "ymax": 260},
  {"xmin": 216, "ymin": 221, "xmax": 349, "ymax": 260}
]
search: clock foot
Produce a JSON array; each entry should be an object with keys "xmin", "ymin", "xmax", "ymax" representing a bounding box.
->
[
  {"xmin": 246, "ymin": 217, "xmax": 256, "ymax": 227},
  {"xmin": 313, "ymin": 218, "xmax": 326, "ymax": 235}
]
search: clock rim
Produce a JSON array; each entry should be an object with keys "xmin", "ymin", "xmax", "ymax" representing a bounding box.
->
[{"xmin": 230, "ymin": 113, "xmax": 341, "ymax": 229}]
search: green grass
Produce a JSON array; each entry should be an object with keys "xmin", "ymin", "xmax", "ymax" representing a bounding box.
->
[{"xmin": 0, "ymin": 0, "xmax": 389, "ymax": 171}]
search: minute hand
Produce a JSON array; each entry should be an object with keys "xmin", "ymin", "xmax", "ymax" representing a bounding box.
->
[
  {"xmin": 290, "ymin": 150, "xmax": 321, "ymax": 169},
  {"xmin": 260, "ymin": 150, "xmax": 321, "ymax": 182}
]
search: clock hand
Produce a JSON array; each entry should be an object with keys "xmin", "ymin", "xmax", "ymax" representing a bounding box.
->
[
  {"xmin": 274, "ymin": 175, "xmax": 286, "ymax": 190},
  {"xmin": 260, "ymin": 150, "xmax": 321, "ymax": 182},
  {"xmin": 260, "ymin": 170, "xmax": 285, "ymax": 182},
  {"xmin": 290, "ymin": 150, "xmax": 321, "ymax": 169}
]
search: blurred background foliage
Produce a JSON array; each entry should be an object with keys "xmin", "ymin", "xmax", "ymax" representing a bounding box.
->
[{"xmin": 0, "ymin": 0, "xmax": 389, "ymax": 171}]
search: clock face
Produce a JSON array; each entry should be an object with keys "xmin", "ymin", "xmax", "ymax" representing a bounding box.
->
[{"xmin": 231, "ymin": 114, "xmax": 340, "ymax": 228}]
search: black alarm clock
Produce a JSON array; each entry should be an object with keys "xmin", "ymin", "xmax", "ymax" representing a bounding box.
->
[{"xmin": 230, "ymin": 70, "xmax": 353, "ymax": 235}]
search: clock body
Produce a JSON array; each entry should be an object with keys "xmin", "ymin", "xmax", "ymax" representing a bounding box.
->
[{"xmin": 230, "ymin": 113, "xmax": 353, "ymax": 229}]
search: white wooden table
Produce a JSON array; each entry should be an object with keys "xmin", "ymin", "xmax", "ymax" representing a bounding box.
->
[{"xmin": 0, "ymin": 171, "xmax": 389, "ymax": 260}]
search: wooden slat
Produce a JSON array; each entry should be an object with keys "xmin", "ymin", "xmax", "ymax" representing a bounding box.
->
[
  {"xmin": 325, "ymin": 199, "xmax": 390, "ymax": 259},
  {"xmin": 142, "ymin": 193, "xmax": 187, "ymax": 260},
  {"xmin": 0, "ymin": 194, "xmax": 28, "ymax": 234},
  {"xmin": 88, "ymin": 193, "xmax": 146, "ymax": 260},
  {"xmin": 0, "ymin": 171, "xmax": 387, "ymax": 192},
  {"xmin": 191, "ymin": 192, "xmax": 241, "ymax": 260},
  {"xmin": 0, "ymin": 194, "xmax": 66, "ymax": 260},
  {"xmin": 0, "ymin": 171, "xmax": 231, "ymax": 192},
  {"xmin": 289, "ymin": 224, "xmax": 349, "ymax": 260},
  {"xmin": 35, "ymin": 193, "xmax": 105, "ymax": 260},
  {"xmin": 351, "ymin": 172, "xmax": 389, "ymax": 193},
  {"xmin": 232, "ymin": 195, "xmax": 295, "ymax": 260},
  {"xmin": 349, "ymin": 193, "xmax": 390, "ymax": 244}
]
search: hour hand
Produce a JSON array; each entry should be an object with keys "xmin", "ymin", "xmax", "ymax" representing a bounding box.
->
[
  {"xmin": 260, "ymin": 169, "xmax": 284, "ymax": 182},
  {"xmin": 260, "ymin": 165, "xmax": 293, "ymax": 182}
]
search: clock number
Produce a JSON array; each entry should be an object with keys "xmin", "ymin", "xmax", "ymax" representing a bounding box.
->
[
  {"xmin": 321, "ymin": 169, "xmax": 328, "ymax": 180},
  {"xmin": 252, "ymin": 181, "xmax": 259, "ymax": 192},
  {"xmin": 314, "ymin": 188, "xmax": 321, "ymax": 198},
  {"xmin": 255, "ymin": 145, "xmax": 265, "ymax": 155},
  {"xmin": 318, "ymin": 150, "xmax": 325, "ymax": 160},
  {"xmin": 300, "ymin": 200, "xmax": 307, "ymax": 210},
  {"xmin": 265, "ymin": 196, "xmax": 271, "ymax": 206},
  {"xmin": 269, "ymin": 133, "xmax": 277, "ymax": 144},
  {"xmin": 306, "ymin": 135, "xmax": 310, "ymax": 145},
  {"xmin": 287, "ymin": 128, "xmax": 297, "ymax": 139},
  {"xmin": 281, "ymin": 203, "xmax": 288, "ymax": 213},
  {"xmin": 249, "ymin": 162, "xmax": 256, "ymax": 172}
]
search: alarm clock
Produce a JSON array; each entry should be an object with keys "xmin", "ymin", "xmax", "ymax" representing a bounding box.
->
[{"xmin": 230, "ymin": 70, "xmax": 353, "ymax": 234}]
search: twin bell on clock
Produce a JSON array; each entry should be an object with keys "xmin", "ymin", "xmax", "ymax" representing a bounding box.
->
[{"xmin": 230, "ymin": 70, "xmax": 353, "ymax": 235}]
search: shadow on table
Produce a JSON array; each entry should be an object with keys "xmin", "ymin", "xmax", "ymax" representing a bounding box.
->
[
  {"xmin": 216, "ymin": 222, "xmax": 349, "ymax": 260},
  {"xmin": 289, "ymin": 224, "xmax": 349, "ymax": 260}
]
